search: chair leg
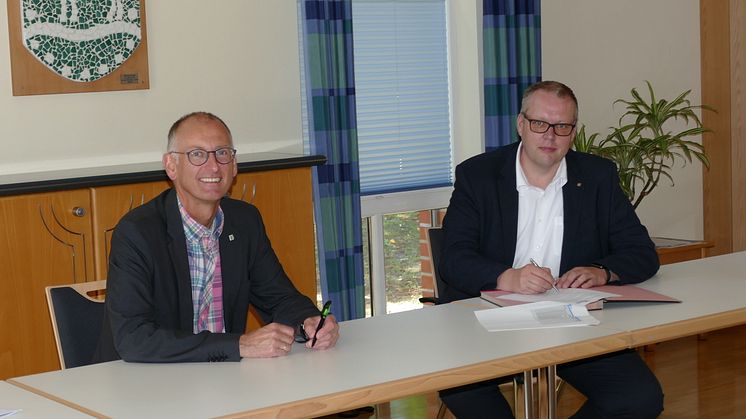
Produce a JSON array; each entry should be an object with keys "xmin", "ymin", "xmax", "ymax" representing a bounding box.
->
[
  {"xmin": 436, "ymin": 401, "xmax": 447, "ymax": 419},
  {"xmin": 555, "ymin": 375, "xmax": 564, "ymax": 398},
  {"xmin": 513, "ymin": 375, "xmax": 521, "ymax": 418}
]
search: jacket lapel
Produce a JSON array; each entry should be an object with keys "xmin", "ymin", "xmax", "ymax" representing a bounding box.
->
[
  {"xmin": 561, "ymin": 151, "xmax": 586, "ymax": 272},
  {"xmin": 218, "ymin": 202, "xmax": 241, "ymax": 330},
  {"xmin": 498, "ymin": 143, "xmax": 519, "ymax": 259}
]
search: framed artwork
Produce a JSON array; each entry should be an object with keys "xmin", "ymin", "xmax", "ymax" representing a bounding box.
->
[{"xmin": 6, "ymin": 0, "xmax": 149, "ymax": 96}]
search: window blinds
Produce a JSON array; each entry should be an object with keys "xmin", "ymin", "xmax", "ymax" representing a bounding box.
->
[{"xmin": 352, "ymin": 0, "xmax": 452, "ymax": 195}]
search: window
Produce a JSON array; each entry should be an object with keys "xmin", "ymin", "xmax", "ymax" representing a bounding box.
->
[
  {"xmin": 298, "ymin": 0, "xmax": 453, "ymax": 315},
  {"xmin": 353, "ymin": 0, "xmax": 452, "ymax": 314}
]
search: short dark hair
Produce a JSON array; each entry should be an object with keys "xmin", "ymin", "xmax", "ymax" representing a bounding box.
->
[
  {"xmin": 520, "ymin": 81, "xmax": 578, "ymax": 120},
  {"xmin": 167, "ymin": 111, "xmax": 233, "ymax": 151}
]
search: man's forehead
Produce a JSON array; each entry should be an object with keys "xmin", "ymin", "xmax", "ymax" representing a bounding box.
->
[
  {"xmin": 525, "ymin": 92, "xmax": 576, "ymax": 118},
  {"xmin": 174, "ymin": 119, "xmax": 232, "ymax": 146}
]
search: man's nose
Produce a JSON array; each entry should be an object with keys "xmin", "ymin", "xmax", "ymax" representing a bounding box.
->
[
  {"xmin": 542, "ymin": 128, "xmax": 557, "ymax": 140},
  {"xmin": 204, "ymin": 152, "xmax": 221, "ymax": 170}
]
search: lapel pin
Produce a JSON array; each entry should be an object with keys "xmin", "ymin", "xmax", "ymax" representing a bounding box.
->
[
  {"xmin": 577, "ymin": 182, "xmax": 582, "ymax": 187},
  {"xmin": 229, "ymin": 234, "xmax": 235, "ymax": 242}
]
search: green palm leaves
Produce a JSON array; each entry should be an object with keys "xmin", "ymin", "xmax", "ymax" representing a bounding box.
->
[{"xmin": 573, "ymin": 81, "xmax": 713, "ymax": 209}]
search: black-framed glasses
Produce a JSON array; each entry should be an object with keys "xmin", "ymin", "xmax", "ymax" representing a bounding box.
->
[
  {"xmin": 521, "ymin": 113, "xmax": 576, "ymax": 137},
  {"xmin": 169, "ymin": 147, "xmax": 236, "ymax": 166}
]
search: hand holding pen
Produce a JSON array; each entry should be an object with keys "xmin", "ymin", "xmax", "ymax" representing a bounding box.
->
[
  {"xmin": 530, "ymin": 258, "xmax": 559, "ymax": 293},
  {"xmin": 311, "ymin": 300, "xmax": 331, "ymax": 347},
  {"xmin": 306, "ymin": 300, "xmax": 339, "ymax": 349}
]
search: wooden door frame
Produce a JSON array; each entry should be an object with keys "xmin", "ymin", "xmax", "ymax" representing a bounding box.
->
[{"xmin": 700, "ymin": 0, "xmax": 746, "ymax": 255}]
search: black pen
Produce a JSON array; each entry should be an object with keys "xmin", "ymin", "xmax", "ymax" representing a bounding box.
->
[{"xmin": 311, "ymin": 300, "xmax": 332, "ymax": 348}]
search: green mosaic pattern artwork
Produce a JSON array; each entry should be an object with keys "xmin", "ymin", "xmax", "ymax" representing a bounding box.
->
[{"xmin": 21, "ymin": 0, "xmax": 141, "ymax": 82}]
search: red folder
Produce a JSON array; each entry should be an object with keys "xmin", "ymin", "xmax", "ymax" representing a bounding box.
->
[
  {"xmin": 480, "ymin": 285, "xmax": 679, "ymax": 311},
  {"xmin": 591, "ymin": 285, "xmax": 680, "ymax": 303}
]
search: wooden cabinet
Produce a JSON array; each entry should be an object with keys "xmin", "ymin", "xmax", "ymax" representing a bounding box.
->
[
  {"xmin": 653, "ymin": 237, "xmax": 714, "ymax": 265},
  {"xmin": 90, "ymin": 180, "xmax": 171, "ymax": 280},
  {"xmin": 232, "ymin": 169, "xmax": 317, "ymax": 331},
  {"xmin": 0, "ymin": 190, "xmax": 95, "ymax": 379},
  {"xmin": 0, "ymin": 158, "xmax": 321, "ymax": 380}
]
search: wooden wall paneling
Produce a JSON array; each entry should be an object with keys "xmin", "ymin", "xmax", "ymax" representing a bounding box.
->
[
  {"xmin": 0, "ymin": 189, "xmax": 94, "ymax": 379},
  {"xmin": 232, "ymin": 168, "xmax": 318, "ymax": 331},
  {"xmin": 701, "ymin": 0, "xmax": 733, "ymax": 256},
  {"xmin": 89, "ymin": 180, "xmax": 172, "ymax": 280},
  {"xmin": 731, "ymin": 0, "xmax": 746, "ymax": 251}
]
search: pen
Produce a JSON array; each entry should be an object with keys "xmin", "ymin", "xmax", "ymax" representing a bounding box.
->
[
  {"xmin": 530, "ymin": 258, "xmax": 559, "ymax": 292},
  {"xmin": 311, "ymin": 300, "xmax": 332, "ymax": 348}
]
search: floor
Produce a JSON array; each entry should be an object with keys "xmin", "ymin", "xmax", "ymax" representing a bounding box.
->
[{"xmin": 318, "ymin": 324, "xmax": 746, "ymax": 418}]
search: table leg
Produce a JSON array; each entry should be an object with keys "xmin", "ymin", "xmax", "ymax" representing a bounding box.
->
[
  {"xmin": 536, "ymin": 366, "xmax": 558, "ymax": 419},
  {"xmin": 522, "ymin": 370, "xmax": 535, "ymax": 419},
  {"xmin": 546, "ymin": 365, "xmax": 557, "ymax": 419}
]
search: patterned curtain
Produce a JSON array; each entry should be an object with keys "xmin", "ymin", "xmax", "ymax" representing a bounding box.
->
[
  {"xmin": 483, "ymin": 0, "xmax": 542, "ymax": 151},
  {"xmin": 299, "ymin": 0, "xmax": 366, "ymax": 321}
]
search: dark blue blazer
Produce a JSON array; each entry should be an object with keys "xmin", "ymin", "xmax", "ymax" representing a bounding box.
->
[
  {"xmin": 93, "ymin": 189, "xmax": 319, "ymax": 363},
  {"xmin": 439, "ymin": 142, "xmax": 659, "ymax": 303}
]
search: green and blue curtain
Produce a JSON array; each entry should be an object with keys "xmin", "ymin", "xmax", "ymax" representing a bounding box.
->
[
  {"xmin": 299, "ymin": 0, "xmax": 366, "ymax": 321},
  {"xmin": 483, "ymin": 0, "xmax": 542, "ymax": 150}
]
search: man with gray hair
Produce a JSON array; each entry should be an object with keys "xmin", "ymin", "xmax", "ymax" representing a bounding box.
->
[{"xmin": 94, "ymin": 111, "xmax": 338, "ymax": 363}]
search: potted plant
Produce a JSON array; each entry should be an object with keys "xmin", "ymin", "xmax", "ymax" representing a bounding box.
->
[{"xmin": 573, "ymin": 81, "xmax": 713, "ymax": 209}]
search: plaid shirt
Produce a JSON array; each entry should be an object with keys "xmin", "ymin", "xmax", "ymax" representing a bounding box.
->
[{"xmin": 178, "ymin": 199, "xmax": 225, "ymax": 334}]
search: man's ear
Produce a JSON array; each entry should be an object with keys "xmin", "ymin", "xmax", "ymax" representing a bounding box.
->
[
  {"xmin": 163, "ymin": 153, "xmax": 177, "ymax": 180},
  {"xmin": 516, "ymin": 113, "xmax": 526, "ymax": 135}
]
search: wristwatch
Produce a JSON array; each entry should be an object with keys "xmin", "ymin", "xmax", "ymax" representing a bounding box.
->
[{"xmin": 590, "ymin": 263, "xmax": 614, "ymax": 284}]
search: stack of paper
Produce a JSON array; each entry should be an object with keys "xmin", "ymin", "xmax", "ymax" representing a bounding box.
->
[{"xmin": 474, "ymin": 301, "xmax": 600, "ymax": 332}]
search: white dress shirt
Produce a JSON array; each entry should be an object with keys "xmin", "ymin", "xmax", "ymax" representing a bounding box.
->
[{"xmin": 512, "ymin": 142, "xmax": 567, "ymax": 277}]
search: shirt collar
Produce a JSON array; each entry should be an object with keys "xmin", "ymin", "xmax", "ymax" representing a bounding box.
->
[
  {"xmin": 177, "ymin": 197, "xmax": 224, "ymax": 243},
  {"xmin": 515, "ymin": 141, "xmax": 568, "ymax": 192}
]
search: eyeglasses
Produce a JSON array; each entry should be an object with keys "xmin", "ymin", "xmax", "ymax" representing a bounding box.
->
[
  {"xmin": 169, "ymin": 147, "xmax": 236, "ymax": 166},
  {"xmin": 521, "ymin": 113, "xmax": 576, "ymax": 137}
]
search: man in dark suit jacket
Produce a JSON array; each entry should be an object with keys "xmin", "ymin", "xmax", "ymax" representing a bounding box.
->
[
  {"xmin": 94, "ymin": 112, "xmax": 338, "ymax": 364},
  {"xmin": 438, "ymin": 82, "xmax": 663, "ymax": 418}
]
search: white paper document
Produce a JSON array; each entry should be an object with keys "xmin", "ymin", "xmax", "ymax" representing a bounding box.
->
[
  {"xmin": 474, "ymin": 301, "xmax": 600, "ymax": 332},
  {"xmin": 498, "ymin": 288, "xmax": 620, "ymax": 306}
]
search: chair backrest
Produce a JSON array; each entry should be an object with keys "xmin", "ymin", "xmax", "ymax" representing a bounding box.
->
[
  {"xmin": 45, "ymin": 280, "xmax": 107, "ymax": 369},
  {"xmin": 427, "ymin": 227, "xmax": 446, "ymax": 300}
]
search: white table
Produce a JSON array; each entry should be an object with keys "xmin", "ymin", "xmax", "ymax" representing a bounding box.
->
[
  {"xmin": 594, "ymin": 251, "xmax": 746, "ymax": 346},
  {"xmin": 9, "ymin": 303, "xmax": 626, "ymax": 418},
  {"xmin": 0, "ymin": 381, "xmax": 91, "ymax": 418},
  {"xmin": 9, "ymin": 251, "xmax": 746, "ymax": 418},
  {"xmin": 533, "ymin": 251, "xmax": 746, "ymax": 418}
]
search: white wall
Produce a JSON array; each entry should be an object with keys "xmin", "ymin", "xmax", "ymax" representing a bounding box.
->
[
  {"xmin": 542, "ymin": 0, "xmax": 703, "ymax": 239},
  {"xmin": 448, "ymin": 0, "xmax": 484, "ymax": 165},
  {"xmin": 0, "ymin": 0, "xmax": 303, "ymax": 175},
  {"xmin": 447, "ymin": 0, "xmax": 703, "ymax": 239},
  {"xmin": 1, "ymin": 0, "xmax": 703, "ymax": 239}
]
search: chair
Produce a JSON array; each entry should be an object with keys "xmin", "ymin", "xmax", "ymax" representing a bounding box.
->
[
  {"xmin": 419, "ymin": 228, "xmax": 520, "ymax": 417},
  {"xmin": 420, "ymin": 228, "xmax": 562, "ymax": 418},
  {"xmin": 45, "ymin": 280, "xmax": 107, "ymax": 369},
  {"xmin": 419, "ymin": 227, "xmax": 446, "ymax": 305}
]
